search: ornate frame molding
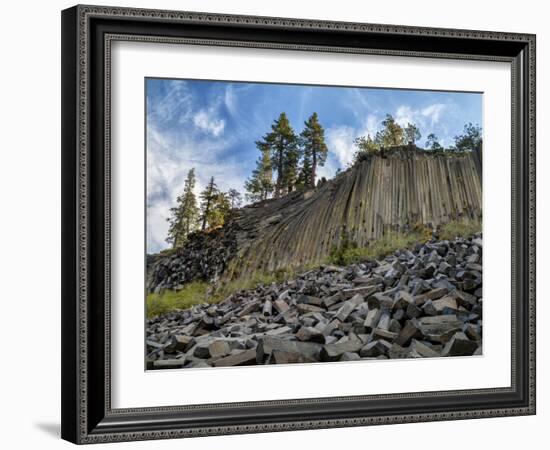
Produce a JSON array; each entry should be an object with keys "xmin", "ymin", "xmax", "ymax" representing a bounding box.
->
[{"xmin": 61, "ymin": 4, "xmax": 536, "ymax": 444}]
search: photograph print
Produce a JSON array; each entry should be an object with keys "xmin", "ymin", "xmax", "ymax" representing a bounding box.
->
[{"xmin": 145, "ymin": 78, "xmax": 483, "ymax": 370}]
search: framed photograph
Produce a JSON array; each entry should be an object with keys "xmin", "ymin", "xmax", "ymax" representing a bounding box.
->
[{"xmin": 61, "ymin": 5, "xmax": 536, "ymax": 444}]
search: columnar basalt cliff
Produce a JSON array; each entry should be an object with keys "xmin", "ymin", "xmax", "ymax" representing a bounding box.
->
[{"xmin": 147, "ymin": 147, "xmax": 482, "ymax": 292}]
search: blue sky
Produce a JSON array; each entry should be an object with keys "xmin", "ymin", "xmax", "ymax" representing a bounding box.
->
[{"xmin": 146, "ymin": 78, "xmax": 482, "ymax": 253}]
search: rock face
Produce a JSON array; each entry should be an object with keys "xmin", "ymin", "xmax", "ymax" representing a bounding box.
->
[
  {"xmin": 147, "ymin": 148, "xmax": 482, "ymax": 292},
  {"xmin": 147, "ymin": 227, "xmax": 238, "ymax": 293},
  {"xmin": 146, "ymin": 234, "xmax": 483, "ymax": 369}
]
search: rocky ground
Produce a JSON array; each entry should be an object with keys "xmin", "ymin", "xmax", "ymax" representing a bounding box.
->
[
  {"xmin": 147, "ymin": 227, "xmax": 238, "ymax": 293},
  {"xmin": 146, "ymin": 233, "xmax": 482, "ymax": 369}
]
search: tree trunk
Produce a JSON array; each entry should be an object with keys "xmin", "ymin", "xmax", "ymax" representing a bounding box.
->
[
  {"xmin": 311, "ymin": 151, "xmax": 317, "ymax": 189},
  {"xmin": 275, "ymin": 147, "xmax": 283, "ymax": 198},
  {"xmin": 201, "ymin": 199, "xmax": 210, "ymax": 231}
]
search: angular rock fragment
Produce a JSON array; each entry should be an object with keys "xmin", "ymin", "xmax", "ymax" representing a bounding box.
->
[
  {"xmin": 340, "ymin": 352, "xmax": 361, "ymax": 361},
  {"xmin": 421, "ymin": 300, "xmax": 438, "ymax": 316},
  {"xmin": 463, "ymin": 323, "xmax": 482, "ymax": 341},
  {"xmin": 441, "ymin": 332, "xmax": 478, "ymax": 356},
  {"xmin": 388, "ymin": 343, "xmax": 413, "ymax": 359},
  {"xmin": 334, "ymin": 301, "xmax": 356, "ymax": 322},
  {"xmin": 321, "ymin": 339, "xmax": 364, "ymax": 361},
  {"xmin": 432, "ymin": 296, "xmax": 458, "ymax": 313},
  {"xmin": 364, "ymin": 308, "xmax": 382, "ymax": 332},
  {"xmin": 393, "ymin": 290, "xmax": 414, "ymax": 310},
  {"xmin": 213, "ymin": 349, "xmax": 257, "ymax": 367},
  {"xmin": 296, "ymin": 326, "xmax": 326, "ymax": 344},
  {"xmin": 265, "ymin": 325, "xmax": 293, "ymax": 336},
  {"xmin": 321, "ymin": 319, "xmax": 341, "ymax": 337},
  {"xmin": 342, "ymin": 285, "xmax": 379, "ymax": 299},
  {"xmin": 256, "ymin": 336, "xmax": 322, "ymax": 363},
  {"xmin": 406, "ymin": 302, "xmax": 423, "ymax": 319},
  {"xmin": 297, "ymin": 303, "xmax": 325, "ymax": 314},
  {"xmin": 271, "ymin": 349, "xmax": 318, "ymax": 364},
  {"xmin": 273, "ymin": 299, "xmax": 289, "ymax": 314},
  {"xmin": 360, "ymin": 339, "xmax": 392, "ymax": 357},
  {"xmin": 166, "ymin": 335, "xmax": 195, "ymax": 353},
  {"xmin": 193, "ymin": 343, "xmax": 212, "ymax": 359},
  {"xmin": 395, "ymin": 319, "xmax": 422, "ymax": 346},
  {"xmin": 153, "ymin": 359, "xmax": 185, "ymax": 369},
  {"xmin": 377, "ymin": 311, "xmax": 391, "ymax": 331},
  {"xmin": 417, "ymin": 315, "xmax": 464, "ymax": 336},
  {"xmin": 372, "ymin": 328, "xmax": 398, "ymax": 341},
  {"xmin": 388, "ymin": 318, "xmax": 402, "ymax": 333},
  {"xmin": 262, "ymin": 300, "xmax": 273, "ymax": 316},
  {"xmin": 411, "ymin": 339, "xmax": 441, "ymax": 358},
  {"xmin": 368, "ymin": 292, "xmax": 393, "ymax": 310}
]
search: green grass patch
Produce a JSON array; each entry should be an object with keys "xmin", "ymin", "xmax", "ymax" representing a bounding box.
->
[
  {"xmin": 328, "ymin": 218, "xmax": 481, "ymax": 266},
  {"xmin": 146, "ymin": 281, "xmax": 210, "ymax": 318},
  {"xmin": 328, "ymin": 229, "xmax": 430, "ymax": 266},
  {"xmin": 439, "ymin": 217, "xmax": 482, "ymax": 241},
  {"xmin": 146, "ymin": 272, "xmax": 294, "ymax": 318}
]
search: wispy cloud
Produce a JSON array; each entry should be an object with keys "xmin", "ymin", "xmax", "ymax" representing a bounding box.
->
[
  {"xmin": 395, "ymin": 103, "xmax": 447, "ymax": 129},
  {"xmin": 192, "ymin": 109, "xmax": 225, "ymax": 136},
  {"xmin": 421, "ymin": 103, "xmax": 446, "ymax": 125}
]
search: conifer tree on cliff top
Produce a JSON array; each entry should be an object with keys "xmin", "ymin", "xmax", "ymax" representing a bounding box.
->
[
  {"xmin": 245, "ymin": 139, "xmax": 274, "ymax": 202},
  {"xmin": 378, "ymin": 114, "xmax": 405, "ymax": 147},
  {"xmin": 265, "ymin": 113, "xmax": 300, "ymax": 197},
  {"xmin": 299, "ymin": 112, "xmax": 328, "ymax": 189},
  {"xmin": 199, "ymin": 176, "xmax": 230, "ymax": 231},
  {"xmin": 166, "ymin": 168, "xmax": 199, "ymax": 249},
  {"xmin": 404, "ymin": 122, "xmax": 421, "ymax": 145}
]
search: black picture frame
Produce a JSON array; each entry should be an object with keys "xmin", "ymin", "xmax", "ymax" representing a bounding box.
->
[{"xmin": 61, "ymin": 4, "xmax": 536, "ymax": 444}]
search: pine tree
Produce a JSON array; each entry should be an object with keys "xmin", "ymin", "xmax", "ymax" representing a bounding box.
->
[
  {"xmin": 299, "ymin": 112, "xmax": 328, "ymax": 188},
  {"xmin": 227, "ymin": 189, "xmax": 243, "ymax": 209},
  {"xmin": 404, "ymin": 122, "xmax": 421, "ymax": 145},
  {"xmin": 352, "ymin": 134, "xmax": 379, "ymax": 164},
  {"xmin": 425, "ymin": 133, "xmax": 443, "ymax": 151},
  {"xmin": 199, "ymin": 177, "xmax": 234, "ymax": 230},
  {"xmin": 245, "ymin": 140, "xmax": 273, "ymax": 202},
  {"xmin": 379, "ymin": 114, "xmax": 405, "ymax": 147},
  {"xmin": 296, "ymin": 154, "xmax": 312, "ymax": 189},
  {"xmin": 454, "ymin": 123, "xmax": 482, "ymax": 152},
  {"xmin": 269, "ymin": 113, "xmax": 299, "ymax": 197},
  {"xmin": 166, "ymin": 168, "xmax": 198, "ymax": 248},
  {"xmin": 199, "ymin": 176, "xmax": 219, "ymax": 231},
  {"xmin": 209, "ymin": 192, "xmax": 231, "ymax": 228}
]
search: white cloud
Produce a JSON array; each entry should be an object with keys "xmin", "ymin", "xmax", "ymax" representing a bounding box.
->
[
  {"xmin": 365, "ymin": 114, "xmax": 380, "ymax": 137},
  {"xmin": 147, "ymin": 199, "xmax": 172, "ymax": 252},
  {"xmin": 395, "ymin": 105, "xmax": 415, "ymax": 127},
  {"xmin": 421, "ymin": 103, "xmax": 446, "ymax": 125},
  {"xmin": 324, "ymin": 114, "xmax": 381, "ymax": 172},
  {"xmin": 325, "ymin": 125, "xmax": 357, "ymax": 169},
  {"xmin": 192, "ymin": 110, "xmax": 225, "ymax": 136},
  {"xmin": 224, "ymin": 85, "xmax": 238, "ymax": 116},
  {"xmin": 395, "ymin": 103, "xmax": 446, "ymax": 128}
]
